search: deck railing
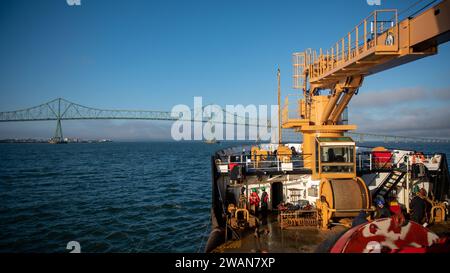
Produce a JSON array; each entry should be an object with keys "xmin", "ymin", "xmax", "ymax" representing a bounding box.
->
[
  {"xmin": 281, "ymin": 95, "xmax": 303, "ymax": 125},
  {"xmin": 293, "ymin": 10, "xmax": 398, "ymax": 86},
  {"xmin": 216, "ymin": 153, "xmax": 312, "ymax": 173},
  {"xmin": 216, "ymin": 147, "xmax": 441, "ymax": 175}
]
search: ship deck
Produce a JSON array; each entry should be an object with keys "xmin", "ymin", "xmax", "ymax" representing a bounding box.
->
[
  {"xmin": 212, "ymin": 214, "xmax": 349, "ymax": 253},
  {"xmin": 210, "ymin": 144, "xmax": 450, "ymax": 253},
  {"xmin": 213, "ymin": 215, "xmax": 450, "ymax": 253}
]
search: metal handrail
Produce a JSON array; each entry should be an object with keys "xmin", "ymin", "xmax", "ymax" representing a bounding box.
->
[
  {"xmin": 282, "ymin": 94, "xmax": 303, "ymax": 125},
  {"xmin": 300, "ymin": 10, "xmax": 398, "ymax": 81},
  {"xmin": 356, "ymin": 151, "xmax": 408, "ymax": 196},
  {"xmin": 216, "ymin": 153, "xmax": 311, "ymax": 173}
]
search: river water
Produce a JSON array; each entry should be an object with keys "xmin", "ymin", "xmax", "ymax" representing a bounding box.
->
[{"xmin": 0, "ymin": 141, "xmax": 449, "ymax": 253}]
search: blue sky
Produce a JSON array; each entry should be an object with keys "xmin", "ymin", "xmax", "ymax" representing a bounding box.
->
[{"xmin": 0, "ymin": 0, "xmax": 449, "ymax": 140}]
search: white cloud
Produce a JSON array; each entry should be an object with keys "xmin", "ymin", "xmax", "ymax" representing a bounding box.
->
[
  {"xmin": 351, "ymin": 87, "xmax": 450, "ymax": 109},
  {"xmin": 353, "ymin": 107, "xmax": 450, "ymax": 133},
  {"xmin": 349, "ymin": 86, "xmax": 450, "ymax": 137}
]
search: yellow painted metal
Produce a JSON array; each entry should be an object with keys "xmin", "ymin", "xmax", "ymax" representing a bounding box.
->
[
  {"xmin": 430, "ymin": 204, "xmax": 446, "ymax": 223},
  {"xmin": 320, "ymin": 89, "xmax": 343, "ymax": 125},
  {"xmin": 317, "ymin": 177, "xmax": 371, "ymax": 228},
  {"xmin": 251, "ymin": 146, "xmax": 269, "ymax": 168},
  {"xmin": 423, "ymin": 196, "xmax": 448, "ymax": 224},
  {"xmin": 291, "ymin": 2, "xmax": 450, "ymax": 92},
  {"xmin": 281, "ymin": 1, "xmax": 450, "ymax": 228},
  {"xmin": 316, "ymin": 198, "xmax": 332, "ymax": 230},
  {"xmin": 229, "ymin": 207, "xmax": 257, "ymax": 230},
  {"xmin": 284, "ymin": 0, "xmax": 450, "ymax": 176},
  {"xmin": 409, "ymin": 1, "xmax": 450, "ymax": 48},
  {"xmin": 277, "ymin": 146, "xmax": 292, "ymax": 163},
  {"xmin": 235, "ymin": 208, "xmax": 250, "ymax": 222}
]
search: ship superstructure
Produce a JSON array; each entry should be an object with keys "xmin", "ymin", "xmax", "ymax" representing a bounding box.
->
[{"xmin": 207, "ymin": 0, "xmax": 450, "ymax": 253}]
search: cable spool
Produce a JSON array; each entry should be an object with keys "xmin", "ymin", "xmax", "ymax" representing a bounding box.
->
[{"xmin": 319, "ymin": 178, "xmax": 370, "ymax": 218}]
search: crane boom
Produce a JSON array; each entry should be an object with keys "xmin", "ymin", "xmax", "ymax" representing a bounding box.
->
[{"xmin": 303, "ymin": 1, "xmax": 450, "ymax": 90}]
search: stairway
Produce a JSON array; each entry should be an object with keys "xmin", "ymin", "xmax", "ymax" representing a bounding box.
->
[{"xmin": 372, "ymin": 170, "xmax": 406, "ymax": 201}]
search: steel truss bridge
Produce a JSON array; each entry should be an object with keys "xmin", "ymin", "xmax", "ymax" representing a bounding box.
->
[{"xmin": 0, "ymin": 98, "xmax": 448, "ymax": 143}]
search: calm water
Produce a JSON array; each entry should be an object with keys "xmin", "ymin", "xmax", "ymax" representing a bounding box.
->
[
  {"xmin": 0, "ymin": 141, "xmax": 449, "ymax": 253},
  {"xmin": 0, "ymin": 142, "xmax": 232, "ymax": 253}
]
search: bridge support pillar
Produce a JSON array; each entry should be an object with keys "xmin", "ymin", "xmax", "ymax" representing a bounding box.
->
[{"xmin": 51, "ymin": 118, "xmax": 64, "ymax": 143}]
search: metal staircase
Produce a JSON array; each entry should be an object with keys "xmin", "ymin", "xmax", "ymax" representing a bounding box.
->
[{"xmin": 373, "ymin": 170, "xmax": 406, "ymax": 201}]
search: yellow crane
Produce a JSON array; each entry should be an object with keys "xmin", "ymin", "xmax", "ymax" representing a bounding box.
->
[{"xmin": 282, "ymin": 0, "xmax": 450, "ymax": 228}]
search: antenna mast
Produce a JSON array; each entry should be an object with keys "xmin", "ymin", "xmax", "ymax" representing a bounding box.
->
[{"xmin": 277, "ymin": 68, "xmax": 282, "ymax": 144}]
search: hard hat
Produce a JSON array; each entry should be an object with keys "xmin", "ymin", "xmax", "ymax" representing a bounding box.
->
[
  {"xmin": 261, "ymin": 187, "xmax": 266, "ymax": 191},
  {"xmin": 252, "ymin": 188, "xmax": 257, "ymax": 193},
  {"xmin": 375, "ymin": 198, "xmax": 385, "ymax": 206},
  {"xmin": 390, "ymin": 204, "xmax": 401, "ymax": 215},
  {"xmin": 389, "ymin": 200, "xmax": 398, "ymax": 206}
]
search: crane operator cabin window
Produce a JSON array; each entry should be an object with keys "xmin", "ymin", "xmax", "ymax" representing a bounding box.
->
[
  {"xmin": 321, "ymin": 146, "xmax": 354, "ymax": 173},
  {"xmin": 316, "ymin": 137, "xmax": 355, "ymax": 174}
]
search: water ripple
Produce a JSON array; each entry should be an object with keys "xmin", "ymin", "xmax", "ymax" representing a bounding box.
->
[{"xmin": 0, "ymin": 142, "xmax": 244, "ymax": 253}]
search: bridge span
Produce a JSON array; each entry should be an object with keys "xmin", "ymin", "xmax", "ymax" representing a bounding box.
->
[{"xmin": 0, "ymin": 98, "xmax": 448, "ymax": 143}]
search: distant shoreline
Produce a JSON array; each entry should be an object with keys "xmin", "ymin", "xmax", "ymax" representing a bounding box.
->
[{"xmin": 0, "ymin": 139, "xmax": 113, "ymax": 144}]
